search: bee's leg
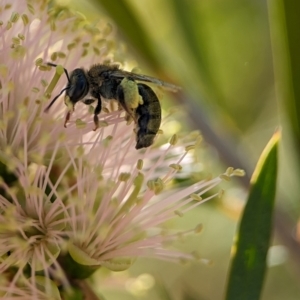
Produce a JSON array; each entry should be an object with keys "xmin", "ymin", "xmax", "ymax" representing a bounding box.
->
[
  {"xmin": 64, "ymin": 95, "xmax": 76, "ymax": 128},
  {"xmin": 64, "ymin": 104, "xmax": 75, "ymax": 128},
  {"xmin": 93, "ymin": 96, "xmax": 102, "ymax": 131},
  {"xmin": 116, "ymin": 79, "xmax": 137, "ymax": 122}
]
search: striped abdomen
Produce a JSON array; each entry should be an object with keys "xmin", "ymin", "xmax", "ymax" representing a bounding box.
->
[{"xmin": 135, "ymin": 83, "xmax": 161, "ymax": 149}]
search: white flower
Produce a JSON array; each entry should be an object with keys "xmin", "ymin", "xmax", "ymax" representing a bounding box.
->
[
  {"xmin": 0, "ymin": 0, "xmax": 245, "ymax": 298},
  {"xmin": 0, "ymin": 0, "xmax": 119, "ymax": 162}
]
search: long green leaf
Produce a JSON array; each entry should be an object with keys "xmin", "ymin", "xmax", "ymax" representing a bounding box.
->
[
  {"xmin": 225, "ymin": 131, "xmax": 280, "ymax": 300},
  {"xmin": 268, "ymin": 1, "xmax": 300, "ymax": 149}
]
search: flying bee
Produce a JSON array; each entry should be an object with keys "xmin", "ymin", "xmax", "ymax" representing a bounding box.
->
[{"xmin": 44, "ymin": 63, "xmax": 181, "ymax": 149}]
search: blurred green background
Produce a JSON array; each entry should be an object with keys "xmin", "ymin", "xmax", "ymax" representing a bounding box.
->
[{"xmin": 56, "ymin": 0, "xmax": 300, "ymax": 299}]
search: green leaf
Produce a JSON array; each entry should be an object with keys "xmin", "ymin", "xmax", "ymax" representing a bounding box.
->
[
  {"xmin": 225, "ymin": 131, "xmax": 280, "ymax": 300},
  {"xmin": 268, "ymin": 1, "xmax": 300, "ymax": 150},
  {"xmin": 59, "ymin": 244, "xmax": 99, "ymax": 279},
  {"xmin": 68, "ymin": 242, "xmax": 100, "ymax": 266}
]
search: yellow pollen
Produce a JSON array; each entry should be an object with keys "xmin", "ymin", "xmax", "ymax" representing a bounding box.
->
[
  {"xmin": 194, "ymin": 224, "xmax": 203, "ymax": 233},
  {"xmin": 137, "ymin": 159, "xmax": 143, "ymax": 170},
  {"xmin": 190, "ymin": 194, "xmax": 202, "ymax": 201},
  {"xmin": 153, "ymin": 178, "xmax": 164, "ymax": 194},
  {"xmin": 219, "ymin": 174, "xmax": 230, "ymax": 181},
  {"xmin": 27, "ymin": 3, "xmax": 35, "ymax": 15},
  {"xmin": 11, "ymin": 45, "xmax": 26, "ymax": 58},
  {"xmin": 18, "ymin": 33, "xmax": 25, "ymax": 40},
  {"xmin": 10, "ymin": 12, "xmax": 20, "ymax": 23},
  {"xmin": 75, "ymin": 119, "xmax": 87, "ymax": 129},
  {"xmin": 35, "ymin": 58, "xmax": 43, "ymax": 66},
  {"xmin": 169, "ymin": 134, "xmax": 178, "ymax": 145},
  {"xmin": 81, "ymin": 48, "xmax": 88, "ymax": 57},
  {"xmin": 218, "ymin": 189, "xmax": 225, "ymax": 198},
  {"xmin": 102, "ymin": 135, "xmax": 113, "ymax": 147},
  {"xmin": 57, "ymin": 52, "xmax": 66, "ymax": 58},
  {"xmin": 185, "ymin": 144, "xmax": 195, "ymax": 152},
  {"xmin": 147, "ymin": 179, "xmax": 155, "ymax": 191},
  {"xmin": 93, "ymin": 47, "xmax": 100, "ymax": 55},
  {"xmin": 6, "ymin": 21, "xmax": 12, "ymax": 30},
  {"xmin": 88, "ymin": 105, "xmax": 94, "ymax": 114},
  {"xmin": 233, "ymin": 168, "xmax": 246, "ymax": 177},
  {"xmin": 169, "ymin": 163, "xmax": 182, "ymax": 171},
  {"xmin": 225, "ymin": 167, "xmax": 234, "ymax": 176},
  {"xmin": 51, "ymin": 52, "xmax": 58, "ymax": 61},
  {"xmin": 21, "ymin": 14, "xmax": 29, "ymax": 26},
  {"xmin": 174, "ymin": 210, "xmax": 183, "ymax": 217},
  {"xmin": 119, "ymin": 173, "xmax": 131, "ymax": 182},
  {"xmin": 41, "ymin": 79, "xmax": 48, "ymax": 87},
  {"xmin": 98, "ymin": 121, "xmax": 108, "ymax": 127},
  {"xmin": 12, "ymin": 37, "xmax": 20, "ymax": 45},
  {"xmin": 67, "ymin": 43, "xmax": 76, "ymax": 50}
]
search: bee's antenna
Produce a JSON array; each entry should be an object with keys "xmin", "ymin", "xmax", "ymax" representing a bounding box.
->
[
  {"xmin": 44, "ymin": 87, "xmax": 69, "ymax": 112},
  {"xmin": 46, "ymin": 62, "xmax": 71, "ymax": 83},
  {"xmin": 44, "ymin": 62, "xmax": 71, "ymax": 112}
]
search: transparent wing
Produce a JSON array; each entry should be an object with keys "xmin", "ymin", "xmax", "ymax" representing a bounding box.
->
[{"xmin": 109, "ymin": 70, "xmax": 181, "ymax": 92}]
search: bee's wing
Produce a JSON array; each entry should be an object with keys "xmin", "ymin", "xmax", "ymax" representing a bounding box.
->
[{"xmin": 109, "ymin": 70, "xmax": 181, "ymax": 92}]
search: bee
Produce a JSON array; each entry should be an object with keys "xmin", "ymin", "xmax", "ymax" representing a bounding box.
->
[{"xmin": 44, "ymin": 63, "xmax": 180, "ymax": 149}]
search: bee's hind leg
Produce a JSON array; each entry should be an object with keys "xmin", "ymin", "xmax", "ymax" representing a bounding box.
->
[
  {"xmin": 64, "ymin": 109, "xmax": 73, "ymax": 128},
  {"xmin": 116, "ymin": 79, "xmax": 138, "ymax": 123},
  {"xmin": 93, "ymin": 96, "xmax": 102, "ymax": 131},
  {"xmin": 64, "ymin": 96, "xmax": 75, "ymax": 128}
]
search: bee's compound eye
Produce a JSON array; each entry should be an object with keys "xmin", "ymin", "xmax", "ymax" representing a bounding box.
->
[{"xmin": 67, "ymin": 69, "xmax": 89, "ymax": 103}]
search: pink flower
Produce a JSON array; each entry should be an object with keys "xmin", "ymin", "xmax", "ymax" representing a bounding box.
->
[{"xmin": 0, "ymin": 0, "xmax": 244, "ymax": 298}]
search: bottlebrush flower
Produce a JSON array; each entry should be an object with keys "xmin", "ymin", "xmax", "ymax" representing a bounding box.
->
[{"xmin": 0, "ymin": 0, "xmax": 244, "ymax": 298}]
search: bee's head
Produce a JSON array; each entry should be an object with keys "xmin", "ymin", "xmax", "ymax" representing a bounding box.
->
[
  {"xmin": 66, "ymin": 68, "xmax": 89, "ymax": 103},
  {"xmin": 44, "ymin": 64, "xmax": 89, "ymax": 113}
]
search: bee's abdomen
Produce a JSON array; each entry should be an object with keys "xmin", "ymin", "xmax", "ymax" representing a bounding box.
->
[{"xmin": 135, "ymin": 84, "xmax": 161, "ymax": 149}]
